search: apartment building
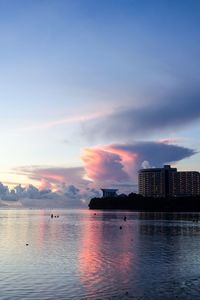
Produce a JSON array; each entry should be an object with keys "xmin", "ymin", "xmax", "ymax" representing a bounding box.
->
[{"xmin": 139, "ymin": 165, "xmax": 200, "ymax": 197}]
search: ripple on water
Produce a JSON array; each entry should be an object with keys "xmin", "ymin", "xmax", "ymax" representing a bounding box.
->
[{"xmin": 0, "ymin": 210, "xmax": 200, "ymax": 299}]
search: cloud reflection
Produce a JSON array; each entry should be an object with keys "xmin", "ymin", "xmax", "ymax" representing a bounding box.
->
[{"xmin": 78, "ymin": 212, "xmax": 136, "ymax": 296}]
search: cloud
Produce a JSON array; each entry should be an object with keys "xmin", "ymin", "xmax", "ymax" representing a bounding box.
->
[
  {"xmin": 8, "ymin": 166, "xmax": 100, "ymax": 208},
  {"xmin": 57, "ymin": 184, "xmax": 101, "ymax": 208},
  {"xmin": 83, "ymin": 85, "xmax": 200, "ymax": 141},
  {"xmin": 14, "ymin": 166, "xmax": 89, "ymax": 189},
  {"xmin": 82, "ymin": 148, "xmax": 129, "ymax": 184},
  {"xmin": 141, "ymin": 160, "xmax": 151, "ymax": 169},
  {"xmin": 0, "ymin": 183, "xmax": 55, "ymax": 202},
  {"xmin": 0, "ymin": 181, "xmax": 100, "ymax": 208},
  {"xmin": 19, "ymin": 111, "xmax": 110, "ymax": 132},
  {"xmin": 108, "ymin": 141, "xmax": 196, "ymax": 173},
  {"xmin": 81, "ymin": 141, "xmax": 196, "ymax": 190},
  {"xmin": 5, "ymin": 140, "xmax": 195, "ymax": 205}
]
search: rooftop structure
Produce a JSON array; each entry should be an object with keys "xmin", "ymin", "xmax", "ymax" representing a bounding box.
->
[{"xmin": 101, "ymin": 189, "xmax": 118, "ymax": 198}]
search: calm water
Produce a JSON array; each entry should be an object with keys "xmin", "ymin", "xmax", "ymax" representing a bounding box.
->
[{"xmin": 1, "ymin": 210, "xmax": 200, "ymax": 299}]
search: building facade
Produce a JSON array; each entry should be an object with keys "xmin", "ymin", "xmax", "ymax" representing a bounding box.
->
[{"xmin": 139, "ymin": 165, "xmax": 200, "ymax": 197}]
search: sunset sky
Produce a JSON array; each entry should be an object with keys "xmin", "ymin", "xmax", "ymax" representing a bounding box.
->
[{"xmin": 0, "ymin": 0, "xmax": 200, "ymax": 206}]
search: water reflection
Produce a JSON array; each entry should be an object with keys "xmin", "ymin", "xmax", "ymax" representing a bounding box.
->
[
  {"xmin": 139, "ymin": 211, "xmax": 200, "ymax": 222},
  {"xmin": 1, "ymin": 210, "xmax": 200, "ymax": 299},
  {"xmin": 139, "ymin": 212, "xmax": 200, "ymax": 236},
  {"xmin": 78, "ymin": 212, "xmax": 137, "ymax": 298},
  {"xmin": 131, "ymin": 212, "xmax": 200, "ymax": 299}
]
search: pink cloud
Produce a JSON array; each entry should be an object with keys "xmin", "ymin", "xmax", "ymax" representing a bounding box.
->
[
  {"xmin": 39, "ymin": 179, "xmax": 53, "ymax": 190},
  {"xmin": 158, "ymin": 138, "xmax": 182, "ymax": 144},
  {"xmin": 19, "ymin": 110, "xmax": 112, "ymax": 132},
  {"xmin": 81, "ymin": 147, "xmax": 129, "ymax": 185},
  {"xmin": 81, "ymin": 141, "xmax": 195, "ymax": 189},
  {"xmin": 13, "ymin": 141, "xmax": 195, "ymax": 195},
  {"xmin": 104, "ymin": 145, "xmax": 138, "ymax": 179},
  {"xmin": 14, "ymin": 166, "xmax": 90, "ymax": 190}
]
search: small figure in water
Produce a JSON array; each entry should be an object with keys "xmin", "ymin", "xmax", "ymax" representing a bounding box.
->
[
  {"xmin": 123, "ymin": 216, "xmax": 127, "ymax": 221},
  {"xmin": 120, "ymin": 226, "xmax": 122, "ymax": 230},
  {"xmin": 51, "ymin": 214, "xmax": 53, "ymax": 218}
]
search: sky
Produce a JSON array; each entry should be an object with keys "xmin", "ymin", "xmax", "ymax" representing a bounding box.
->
[{"xmin": 0, "ymin": 0, "xmax": 200, "ymax": 207}]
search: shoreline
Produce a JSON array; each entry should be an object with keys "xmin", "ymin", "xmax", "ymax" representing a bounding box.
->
[{"xmin": 89, "ymin": 194, "xmax": 200, "ymax": 212}]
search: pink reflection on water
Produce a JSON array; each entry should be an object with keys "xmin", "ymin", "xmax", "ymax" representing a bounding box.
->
[
  {"xmin": 79, "ymin": 218, "xmax": 101, "ymax": 277},
  {"xmin": 78, "ymin": 212, "xmax": 136, "ymax": 295}
]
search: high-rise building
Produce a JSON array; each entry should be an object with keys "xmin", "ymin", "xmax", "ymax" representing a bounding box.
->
[
  {"xmin": 170, "ymin": 171, "xmax": 200, "ymax": 196},
  {"xmin": 138, "ymin": 165, "xmax": 200, "ymax": 197}
]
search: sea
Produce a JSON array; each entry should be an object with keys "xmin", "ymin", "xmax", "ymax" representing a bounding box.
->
[{"xmin": 0, "ymin": 209, "xmax": 200, "ymax": 299}]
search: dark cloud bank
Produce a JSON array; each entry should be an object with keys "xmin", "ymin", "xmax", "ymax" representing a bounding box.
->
[
  {"xmin": 114, "ymin": 141, "xmax": 196, "ymax": 170},
  {"xmin": 84, "ymin": 85, "xmax": 200, "ymax": 140}
]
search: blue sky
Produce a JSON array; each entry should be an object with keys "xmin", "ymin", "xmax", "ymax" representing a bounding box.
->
[{"xmin": 0, "ymin": 0, "xmax": 200, "ymax": 205}]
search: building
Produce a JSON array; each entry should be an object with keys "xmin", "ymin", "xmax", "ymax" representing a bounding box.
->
[
  {"xmin": 138, "ymin": 165, "xmax": 200, "ymax": 197},
  {"xmin": 101, "ymin": 189, "xmax": 118, "ymax": 198},
  {"xmin": 139, "ymin": 165, "xmax": 177, "ymax": 197},
  {"xmin": 170, "ymin": 171, "xmax": 200, "ymax": 196}
]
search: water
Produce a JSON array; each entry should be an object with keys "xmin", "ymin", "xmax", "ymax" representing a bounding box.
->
[{"xmin": 0, "ymin": 210, "xmax": 200, "ymax": 299}]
